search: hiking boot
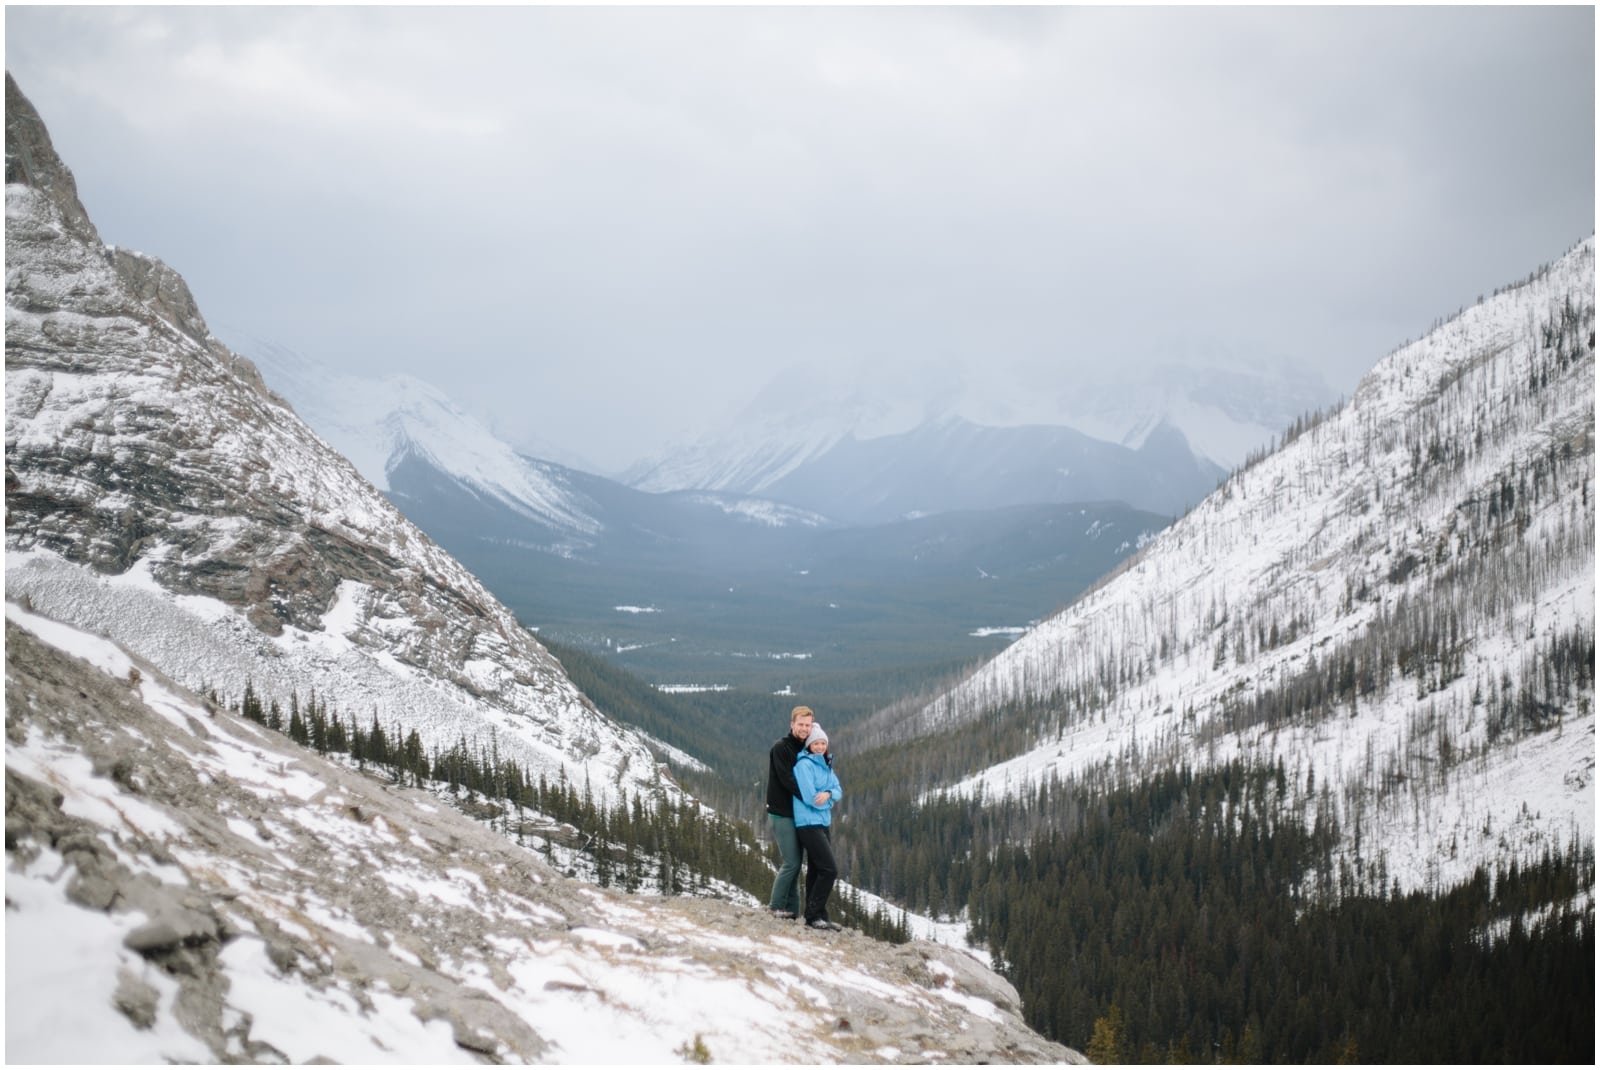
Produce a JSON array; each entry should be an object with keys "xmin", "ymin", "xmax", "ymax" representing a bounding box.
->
[
  {"xmin": 769, "ymin": 908, "xmax": 798, "ymax": 920},
  {"xmin": 806, "ymin": 917, "xmax": 841, "ymax": 931}
]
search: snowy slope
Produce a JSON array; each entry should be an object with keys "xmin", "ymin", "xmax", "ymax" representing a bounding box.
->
[
  {"xmin": 5, "ymin": 607, "xmax": 1075, "ymax": 1064},
  {"xmin": 894, "ymin": 239, "xmax": 1596, "ymax": 896}
]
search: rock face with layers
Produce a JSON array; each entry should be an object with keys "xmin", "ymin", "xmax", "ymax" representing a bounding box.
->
[
  {"xmin": 5, "ymin": 609, "xmax": 1080, "ymax": 1064},
  {"xmin": 5, "ymin": 72, "xmax": 660, "ymax": 804}
]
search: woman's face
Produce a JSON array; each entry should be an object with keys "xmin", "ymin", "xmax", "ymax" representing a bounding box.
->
[{"xmin": 809, "ymin": 738, "xmax": 828, "ymax": 754}]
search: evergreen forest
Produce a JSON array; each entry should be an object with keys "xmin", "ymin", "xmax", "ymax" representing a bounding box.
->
[{"xmin": 835, "ymin": 758, "xmax": 1592, "ymax": 1062}]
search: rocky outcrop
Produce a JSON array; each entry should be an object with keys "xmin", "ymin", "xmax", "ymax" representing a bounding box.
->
[
  {"xmin": 6, "ymin": 72, "xmax": 97, "ymax": 244},
  {"xmin": 6, "ymin": 72, "xmax": 462, "ymax": 636},
  {"xmin": 108, "ymin": 246, "xmax": 218, "ymax": 353},
  {"xmin": 5, "ymin": 610, "xmax": 1080, "ymax": 1063}
]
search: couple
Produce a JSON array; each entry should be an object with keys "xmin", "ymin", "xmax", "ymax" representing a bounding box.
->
[{"xmin": 765, "ymin": 704, "xmax": 843, "ymax": 931}]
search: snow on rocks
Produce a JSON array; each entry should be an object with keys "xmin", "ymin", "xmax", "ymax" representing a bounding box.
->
[
  {"xmin": 5, "ymin": 607, "xmax": 1078, "ymax": 1063},
  {"xmin": 5, "ymin": 73, "xmax": 669, "ymax": 813}
]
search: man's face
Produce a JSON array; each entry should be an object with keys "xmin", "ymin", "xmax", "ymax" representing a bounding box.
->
[{"xmin": 791, "ymin": 715, "xmax": 813, "ymax": 741}]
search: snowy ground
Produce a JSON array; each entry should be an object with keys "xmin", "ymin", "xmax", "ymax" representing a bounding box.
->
[{"xmin": 5, "ymin": 601, "xmax": 1076, "ymax": 1064}]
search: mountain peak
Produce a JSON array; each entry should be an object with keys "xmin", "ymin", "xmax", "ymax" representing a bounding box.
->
[
  {"xmin": 6, "ymin": 71, "xmax": 97, "ymax": 245},
  {"xmin": 239, "ymin": 339, "xmax": 603, "ymax": 536}
]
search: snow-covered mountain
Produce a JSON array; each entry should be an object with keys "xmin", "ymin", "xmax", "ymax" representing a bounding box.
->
[
  {"xmin": 244, "ymin": 340, "xmax": 835, "ymax": 560},
  {"xmin": 1049, "ymin": 352, "xmax": 1335, "ymax": 470},
  {"xmin": 630, "ymin": 407, "xmax": 1223, "ymax": 526},
  {"xmin": 3, "ymin": 73, "xmax": 662, "ymax": 809},
  {"xmin": 872, "ymin": 237, "xmax": 1596, "ymax": 897},
  {"xmin": 243, "ymin": 339, "xmax": 603, "ymax": 538},
  {"xmin": 755, "ymin": 414, "xmax": 1224, "ymax": 526}
]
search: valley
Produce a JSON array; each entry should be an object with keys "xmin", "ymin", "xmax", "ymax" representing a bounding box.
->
[
  {"xmin": 401, "ymin": 485, "xmax": 1169, "ymax": 713},
  {"xmin": 243, "ymin": 339, "xmax": 1200, "ymax": 713}
]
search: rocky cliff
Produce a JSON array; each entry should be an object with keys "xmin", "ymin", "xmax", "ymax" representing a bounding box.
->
[{"xmin": 5, "ymin": 72, "xmax": 659, "ymax": 806}]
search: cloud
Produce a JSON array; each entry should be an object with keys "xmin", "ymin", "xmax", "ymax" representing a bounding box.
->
[
  {"xmin": 4, "ymin": 5, "xmax": 1592, "ymax": 471},
  {"xmin": 168, "ymin": 35, "xmax": 502, "ymax": 140}
]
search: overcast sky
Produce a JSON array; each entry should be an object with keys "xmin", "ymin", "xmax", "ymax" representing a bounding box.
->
[{"xmin": 6, "ymin": 5, "xmax": 1594, "ymax": 472}]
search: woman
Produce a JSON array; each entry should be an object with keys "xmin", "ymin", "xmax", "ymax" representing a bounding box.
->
[{"xmin": 792, "ymin": 723, "xmax": 843, "ymax": 932}]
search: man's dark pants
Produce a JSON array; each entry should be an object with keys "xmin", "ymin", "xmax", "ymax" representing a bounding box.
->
[{"xmin": 768, "ymin": 813, "xmax": 802, "ymax": 914}]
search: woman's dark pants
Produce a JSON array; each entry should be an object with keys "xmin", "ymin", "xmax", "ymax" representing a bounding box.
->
[{"xmin": 795, "ymin": 824, "xmax": 837, "ymax": 923}]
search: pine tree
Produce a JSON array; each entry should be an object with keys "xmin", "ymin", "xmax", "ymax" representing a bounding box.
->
[
  {"xmin": 1086, "ymin": 1004, "xmax": 1125, "ymax": 1064},
  {"xmin": 288, "ymin": 696, "xmax": 308, "ymax": 746}
]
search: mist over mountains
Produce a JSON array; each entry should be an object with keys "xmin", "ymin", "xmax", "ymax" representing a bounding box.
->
[
  {"xmin": 242, "ymin": 337, "xmax": 1178, "ymax": 702},
  {"xmin": 743, "ymin": 415, "xmax": 1219, "ymax": 526},
  {"xmin": 618, "ymin": 353, "xmax": 1314, "ymax": 505},
  {"xmin": 245, "ymin": 333, "xmax": 1230, "ymax": 529}
]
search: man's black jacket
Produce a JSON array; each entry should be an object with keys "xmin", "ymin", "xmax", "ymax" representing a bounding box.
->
[{"xmin": 765, "ymin": 734, "xmax": 805, "ymax": 817}]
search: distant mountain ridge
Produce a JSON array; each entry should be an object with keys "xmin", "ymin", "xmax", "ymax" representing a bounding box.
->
[
  {"xmin": 623, "ymin": 407, "xmax": 1227, "ymax": 522},
  {"xmin": 754, "ymin": 414, "xmax": 1222, "ymax": 525},
  {"xmin": 622, "ymin": 354, "xmax": 1328, "ymax": 510},
  {"xmin": 244, "ymin": 310, "xmax": 1263, "ymax": 532}
]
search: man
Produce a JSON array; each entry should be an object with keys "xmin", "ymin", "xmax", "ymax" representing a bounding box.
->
[{"xmin": 765, "ymin": 704, "xmax": 816, "ymax": 918}]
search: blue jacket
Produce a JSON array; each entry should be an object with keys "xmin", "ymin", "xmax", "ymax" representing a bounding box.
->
[{"xmin": 793, "ymin": 751, "xmax": 842, "ymax": 828}]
